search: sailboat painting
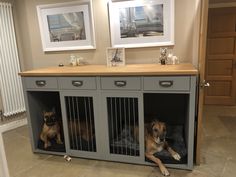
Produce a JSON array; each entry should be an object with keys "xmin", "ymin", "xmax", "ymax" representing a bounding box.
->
[
  {"xmin": 108, "ymin": 0, "xmax": 174, "ymax": 48},
  {"xmin": 37, "ymin": 0, "xmax": 96, "ymax": 51},
  {"xmin": 106, "ymin": 48, "xmax": 125, "ymax": 67}
]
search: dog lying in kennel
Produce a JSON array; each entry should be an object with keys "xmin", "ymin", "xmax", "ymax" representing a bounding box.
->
[
  {"xmin": 67, "ymin": 119, "xmax": 96, "ymax": 151},
  {"xmin": 111, "ymin": 119, "xmax": 185, "ymax": 176},
  {"xmin": 68, "ymin": 119, "xmax": 95, "ymax": 142},
  {"xmin": 145, "ymin": 120, "xmax": 181, "ymax": 176}
]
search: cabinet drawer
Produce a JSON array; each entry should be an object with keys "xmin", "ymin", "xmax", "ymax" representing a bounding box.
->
[
  {"xmin": 143, "ymin": 76, "xmax": 190, "ymax": 91},
  {"xmin": 101, "ymin": 77, "xmax": 141, "ymax": 90},
  {"xmin": 25, "ymin": 77, "xmax": 58, "ymax": 89},
  {"xmin": 58, "ymin": 77, "xmax": 96, "ymax": 90}
]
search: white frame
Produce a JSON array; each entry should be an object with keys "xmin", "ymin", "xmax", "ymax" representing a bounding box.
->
[
  {"xmin": 37, "ymin": 0, "xmax": 96, "ymax": 52},
  {"xmin": 108, "ymin": 0, "xmax": 174, "ymax": 48},
  {"xmin": 106, "ymin": 47, "xmax": 125, "ymax": 67}
]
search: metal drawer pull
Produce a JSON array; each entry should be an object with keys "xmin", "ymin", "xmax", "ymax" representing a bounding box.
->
[
  {"xmin": 159, "ymin": 81, "xmax": 173, "ymax": 87},
  {"xmin": 114, "ymin": 80, "xmax": 127, "ymax": 87},
  {"xmin": 35, "ymin": 80, "xmax": 46, "ymax": 87},
  {"xmin": 72, "ymin": 80, "xmax": 83, "ymax": 87}
]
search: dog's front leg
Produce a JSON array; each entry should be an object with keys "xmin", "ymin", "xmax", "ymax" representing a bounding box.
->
[
  {"xmin": 56, "ymin": 133, "xmax": 63, "ymax": 144},
  {"xmin": 40, "ymin": 133, "xmax": 50, "ymax": 149},
  {"xmin": 145, "ymin": 153, "xmax": 170, "ymax": 176},
  {"xmin": 164, "ymin": 142, "xmax": 181, "ymax": 161}
]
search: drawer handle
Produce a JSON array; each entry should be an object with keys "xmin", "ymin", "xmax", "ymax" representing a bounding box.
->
[
  {"xmin": 72, "ymin": 80, "xmax": 83, "ymax": 87},
  {"xmin": 159, "ymin": 81, "xmax": 173, "ymax": 87},
  {"xmin": 35, "ymin": 80, "xmax": 46, "ymax": 87},
  {"xmin": 114, "ymin": 80, "xmax": 127, "ymax": 87}
]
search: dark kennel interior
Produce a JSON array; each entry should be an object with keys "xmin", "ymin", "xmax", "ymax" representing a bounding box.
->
[
  {"xmin": 107, "ymin": 97, "xmax": 139, "ymax": 156},
  {"xmin": 65, "ymin": 96, "xmax": 96, "ymax": 152},
  {"xmin": 144, "ymin": 93, "xmax": 189, "ymax": 164},
  {"xmin": 27, "ymin": 91, "xmax": 65, "ymax": 152}
]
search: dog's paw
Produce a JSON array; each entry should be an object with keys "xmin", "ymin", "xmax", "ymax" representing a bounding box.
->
[
  {"xmin": 172, "ymin": 152, "xmax": 181, "ymax": 161},
  {"xmin": 44, "ymin": 143, "xmax": 48, "ymax": 149},
  {"xmin": 44, "ymin": 141, "xmax": 51, "ymax": 148},
  {"xmin": 160, "ymin": 165, "xmax": 170, "ymax": 176},
  {"xmin": 57, "ymin": 140, "xmax": 63, "ymax": 144}
]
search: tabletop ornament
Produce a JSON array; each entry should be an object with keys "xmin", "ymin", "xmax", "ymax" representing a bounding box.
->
[
  {"xmin": 69, "ymin": 54, "xmax": 85, "ymax": 66},
  {"xmin": 159, "ymin": 48, "xmax": 179, "ymax": 65}
]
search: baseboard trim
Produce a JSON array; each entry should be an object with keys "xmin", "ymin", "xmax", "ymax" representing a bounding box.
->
[{"xmin": 0, "ymin": 118, "xmax": 27, "ymax": 133}]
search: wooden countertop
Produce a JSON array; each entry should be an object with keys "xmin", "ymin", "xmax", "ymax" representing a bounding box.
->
[{"xmin": 19, "ymin": 63, "xmax": 198, "ymax": 76}]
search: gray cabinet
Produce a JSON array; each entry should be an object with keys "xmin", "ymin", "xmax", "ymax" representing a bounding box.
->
[{"xmin": 22, "ymin": 75, "xmax": 196, "ymax": 170}]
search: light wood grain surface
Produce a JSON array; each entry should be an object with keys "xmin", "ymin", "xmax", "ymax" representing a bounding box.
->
[{"xmin": 19, "ymin": 63, "xmax": 198, "ymax": 76}]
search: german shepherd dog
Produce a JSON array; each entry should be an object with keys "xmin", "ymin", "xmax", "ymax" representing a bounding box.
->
[
  {"xmin": 145, "ymin": 120, "xmax": 181, "ymax": 176},
  {"xmin": 40, "ymin": 109, "xmax": 63, "ymax": 149}
]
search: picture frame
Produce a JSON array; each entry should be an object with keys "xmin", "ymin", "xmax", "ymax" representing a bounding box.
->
[
  {"xmin": 106, "ymin": 47, "xmax": 125, "ymax": 67},
  {"xmin": 108, "ymin": 0, "xmax": 174, "ymax": 48},
  {"xmin": 37, "ymin": 0, "xmax": 96, "ymax": 52}
]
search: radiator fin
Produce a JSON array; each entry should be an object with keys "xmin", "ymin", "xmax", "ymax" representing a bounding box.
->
[{"xmin": 0, "ymin": 2, "xmax": 25, "ymax": 116}]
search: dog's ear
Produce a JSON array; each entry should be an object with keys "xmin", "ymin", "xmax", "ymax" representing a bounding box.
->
[
  {"xmin": 51, "ymin": 107, "xmax": 56, "ymax": 114},
  {"xmin": 42, "ymin": 110, "xmax": 46, "ymax": 117},
  {"xmin": 147, "ymin": 123, "xmax": 153, "ymax": 135},
  {"xmin": 162, "ymin": 122, "xmax": 167, "ymax": 132},
  {"xmin": 151, "ymin": 119, "xmax": 159, "ymax": 128}
]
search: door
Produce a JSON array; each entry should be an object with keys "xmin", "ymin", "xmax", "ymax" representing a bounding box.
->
[
  {"xmin": 196, "ymin": 0, "xmax": 209, "ymax": 164},
  {"xmin": 60, "ymin": 91, "xmax": 101, "ymax": 159},
  {"xmin": 205, "ymin": 7, "xmax": 236, "ymax": 105},
  {"xmin": 101, "ymin": 92, "xmax": 144, "ymax": 164}
]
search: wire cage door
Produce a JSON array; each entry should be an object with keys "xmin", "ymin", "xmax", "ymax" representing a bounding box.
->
[
  {"xmin": 105, "ymin": 95, "xmax": 142, "ymax": 158},
  {"xmin": 65, "ymin": 96, "xmax": 96, "ymax": 152}
]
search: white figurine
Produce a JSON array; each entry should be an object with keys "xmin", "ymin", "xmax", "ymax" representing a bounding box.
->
[{"xmin": 70, "ymin": 54, "xmax": 77, "ymax": 66}]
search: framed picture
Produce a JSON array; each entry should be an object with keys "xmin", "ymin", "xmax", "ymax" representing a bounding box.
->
[
  {"xmin": 108, "ymin": 0, "xmax": 174, "ymax": 48},
  {"xmin": 106, "ymin": 47, "xmax": 125, "ymax": 67},
  {"xmin": 37, "ymin": 0, "xmax": 96, "ymax": 52}
]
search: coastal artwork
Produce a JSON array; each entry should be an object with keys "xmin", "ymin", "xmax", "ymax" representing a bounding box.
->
[
  {"xmin": 47, "ymin": 12, "xmax": 86, "ymax": 42},
  {"xmin": 119, "ymin": 4, "xmax": 163, "ymax": 38}
]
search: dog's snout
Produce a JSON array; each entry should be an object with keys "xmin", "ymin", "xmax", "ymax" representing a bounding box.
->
[
  {"xmin": 160, "ymin": 136, "xmax": 165, "ymax": 141},
  {"xmin": 160, "ymin": 132, "xmax": 166, "ymax": 141},
  {"xmin": 44, "ymin": 114, "xmax": 56, "ymax": 126}
]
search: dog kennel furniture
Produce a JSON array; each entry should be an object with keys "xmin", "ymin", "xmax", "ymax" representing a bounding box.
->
[{"xmin": 19, "ymin": 63, "xmax": 198, "ymax": 170}]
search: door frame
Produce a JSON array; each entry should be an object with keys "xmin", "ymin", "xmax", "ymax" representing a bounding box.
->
[{"xmin": 196, "ymin": 0, "xmax": 209, "ymax": 165}]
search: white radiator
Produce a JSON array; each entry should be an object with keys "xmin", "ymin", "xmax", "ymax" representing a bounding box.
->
[{"xmin": 0, "ymin": 2, "xmax": 25, "ymax": 116}]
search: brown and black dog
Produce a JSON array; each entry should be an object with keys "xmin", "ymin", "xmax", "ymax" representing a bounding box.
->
[
  {"xmin": 68, "ymin": 119, "xmax": 94, "ymax": 142},
  {"xmin": 40, "ymin": 109, "xmax": 63, "ymax": 149},
  {"xmin": 145, "ymin": 120, "xmax": 181, "ymax": 176}
]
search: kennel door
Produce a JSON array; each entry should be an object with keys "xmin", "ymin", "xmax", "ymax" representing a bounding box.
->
[
  {"xmin": 60, "ymin": 91, "xmax": 100, "ymax": 158},
  {"xmin": 101, "ymin": 92, "xmax": 144, "ymax": 163}
]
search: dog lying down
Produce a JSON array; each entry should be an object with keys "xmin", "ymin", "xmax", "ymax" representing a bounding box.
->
[{"xmin": 145, "ymin": 120, "xmax": 181, "ymax": 176}]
